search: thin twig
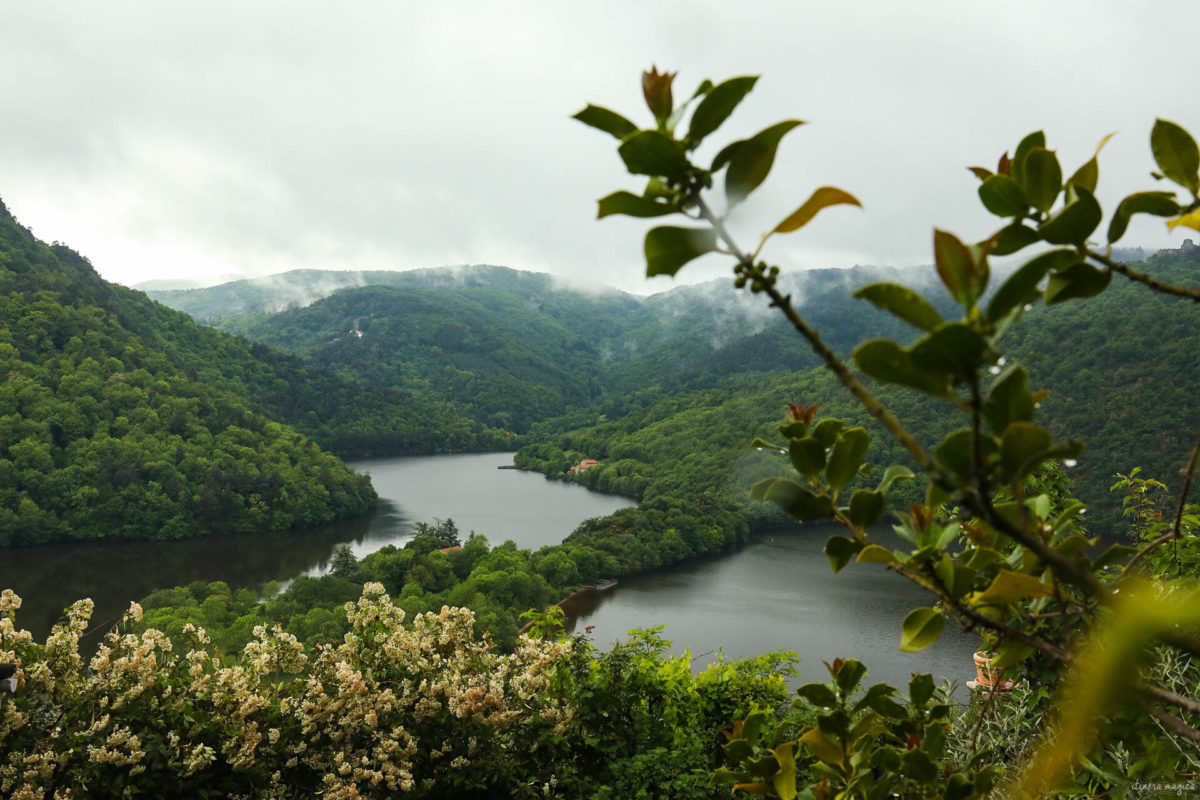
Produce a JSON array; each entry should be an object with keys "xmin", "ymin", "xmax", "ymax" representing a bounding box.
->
[
  {"xmin": 890, "ymin": 562, "xmax": 1067, "ymax": 662},
  {"xmin": 1144, "ymin": 704, "xmax": 1200, "ymax": 746},
  {"xmin": 964, "ymin": 489, "xmax": 1108, "ymax": 597},
  {"xmin": 1139, "ymin": 682, "xmax": 1200, "ymax": 717},
  {"xmin": 691, "ymin": 194, "xmax": 938, "ymax": 475},
  {"xmin": 1085, "ymin": 248, "xmax": 1200, "ymax": 303},
  {"xmin": 968, "ymin": 672, "xmax": 1005, "ymax": 757},
  {"xmin": 694, "ymin": 190, "xmax": 1108, "ymax": 601},
  {"xmin": 1171, "ymin": 432, "xmax": 1200, "ymax": 540},
  {"xmin": 1119, "ymin": 530, "xmax": 1177, "ymax": 578}
]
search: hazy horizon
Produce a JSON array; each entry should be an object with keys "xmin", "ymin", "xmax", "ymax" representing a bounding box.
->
[{"xmin": 3, "ymin": 2, "xmax": 1196, "ymax": 295}]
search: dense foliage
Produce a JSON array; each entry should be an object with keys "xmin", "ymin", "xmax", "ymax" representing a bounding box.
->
[{"xmin": 0, "ymin": 202, "xmax": 376, "ymax": 545}]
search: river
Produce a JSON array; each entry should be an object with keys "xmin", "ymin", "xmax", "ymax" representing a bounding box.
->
[
  {"xmin": 0, "ymin": 452, "xmax": 978, "ymax": 688},
  {"xmin": 0, "ymin": 452, "xmax": 632, "ymax": 641},
  {"xmin": 563, "ymin": 524, "xmax": 979, "ymax": 690}
]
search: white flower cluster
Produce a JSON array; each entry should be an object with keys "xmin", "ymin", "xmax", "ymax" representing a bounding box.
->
[{"xmin": 0, "ymin": 585, "xmax": 578, "ymax": 798}]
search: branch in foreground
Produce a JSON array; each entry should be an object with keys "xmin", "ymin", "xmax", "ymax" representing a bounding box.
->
[
  {"xmin": 1086, "ymin": 248, "xmax": 1200, "ymax": 303},
  {"xmin": 691, "ymin": 194, "xmax": 936, "ymax": 475},
  {"xmin": 1144, "ymin": 703, "xmax": 1200, "ymax": 747}
]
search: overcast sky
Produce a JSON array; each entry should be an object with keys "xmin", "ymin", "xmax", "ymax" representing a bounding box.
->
[{"xmin": 2, "ymin": 2, "xmax": 1197, "ymax": 294}]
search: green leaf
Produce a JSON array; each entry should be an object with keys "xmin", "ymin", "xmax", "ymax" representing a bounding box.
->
[
  {"xmin": 877, "ymin": 464, "xmax": 914, "ymax": 493},
  {"xmin": 799, "ymin": 726, "xmax": 844, "ymax": 766},
  {"xmin": 1065, "ymin": 132, "xmax": 1114, "ymax": 194},
  {"xmin": 643, "ymin": 226, "xmax": 718, "ymax": 277},
  {"xmin": 723, "ymin": 738, "xmax": 753, "ymax": 762},
  {"xmin": 978, "ymin": 174, "xmax": 1027, "ymax": 217},
  {"xmin": 725, "ymin": 120, "xmax": 805, "ymax": 205},
  {"xmin": 596, "ymin": 191, "xmax": 676, "ymax": 219},
  {"xmin": 909, "ymin": 672, "xmax": 936, "ymax": 705},
  {"xmin": 858, "ymin": 684, "xmax": 906, "ymax": 718},
  {"xmin": 770, "ymin": 741, "xmax": 798, "ymax": 800},
  {"xmin": 1018, "ymin": 147, "xmax": 1062, "ymax": 214},
  {"xmin": 1012, "ymin": 131, "xmax": 1046, "ymax": 173},
  {"xmin": 789, "ymin": 437, "xmax": 827, "ymax": 478},
  {"xmin": 834, "ymin": 659, "xmax": 868, "ymax": 697},
  {"xmin": 872, "ymin": 745, "xmax": 904, "ymax": 771},
  {"xmin": 900, "ymin": 608, "xmax": 945, "ymax": 652},
  {"xmin": 777, "ymin": 421, "xmax": 809, "ymax": 440},
  {"xmin": 991, "ymin": 223, "xmax": 1040, "ymax": 256},
  {"xmin": 933, "ymin": 228, "xmax": 987, "ymax": 309},
  {"xmin": 985, "ymin": 365, "xmax": 1034, "ymax": 435},
  {"xmin": 848, "ymin": 489, "xmax": 885, "ymax": 528},
  {"xmin": 1151, "ymin": 118, "xmax": 1200, "ymax": 193},
  {"xmin": 1107, "ymin": 191, "xmax": 1180, "ymax": 242},
  {"xmin": 1091, "ymin": 543, "xmax": 1136, "ymax": 571},
  {"xmin": 902, "ymin": 749, "xmax": 939, "ymax": 782},
  {"xmin": 972, "ymin": 569, "xmax": 1052, "ymax": 606},
  {"xmin": 999, "ymin": 422, "xmax": 1053, "ymax": 479},
  {"xmin": 686, "ymin": 75, "xmax": 758, "ymax": 146},
  {"xmin": 1044, "ymin": 262, "xmax": 1111, "ymax": 304},
  {"xmin": 795, "ymin": 682, "xmax": 839, "ymax": 708},
  {"xmin": 908, "ymin": 323, "xmax": 990, "ymax": 376},
  {"xmin": 934, "ymin": 555, "xmax": 974, "ymax": 599},
  {"xmin": 853, "ymin": 282, "xmax": 944, "ymax": 332},
  {"xmin": 856, "ymin": 544, "xmax": 897, "ymax": 564},
  {"xmin": 710, "ymin": 138, "xmax": 742, "ymax": 172},
  {"xmin": 572, "ymin": 104, "xmax": 637, "ymax": 139},
  {"xmin": 825, "ymin": 535, "xmax": 861, "ymax": 572},
  {"xmin": 1038, "ymin": 186, "xmax": 1102, "ymax": 245},
  {"xmin": 617, "ymin": 130, "xmax": 690, "ymax": 177},
  {"xmin": 730, "ymin": 781, "xmax": 772, "ymax": 795},
  {"xmin": 810, "ymin": 418, "xmax": 844, "ymax": 447},
  {"xmin": 826, "ymin": 427, "xmax": 870, "ymax": 492},
  {"xmin": 749, "ymin": 478, "xmax": 834, "ymax": 521},
  {"xmin": 991, "ymin": 640, "xmax": 1035, "ymax": 669},
  {"xmin": 772, "ymin": 186, "xmax": 862, "ymax": 234},
  {"xmin": 750, "ymin": 437, "xmax": 785, "ymax": 453},
  {"xmin": 935, "ymin": 428, "xmax": 992, "ymax": 485},
  {"xmin": 852, "ymin": 339, "xmax": 954, "ymax": 400},
  {"xmin": 986, "ymin": 248, "xmax": 1081, "ymax": 322},
  {"xmin": 1068, "ymin": 158, "xmax": 1099, "ymax": 194},
  {"xmin": 1012, "ymin": 143, "xmax": 1060, "ymax": 212}
]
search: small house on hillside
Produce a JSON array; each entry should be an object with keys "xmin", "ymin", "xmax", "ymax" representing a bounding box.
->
[{"xmin": 568, "ymin": 459, "xmax": 599, "ymax": 473}]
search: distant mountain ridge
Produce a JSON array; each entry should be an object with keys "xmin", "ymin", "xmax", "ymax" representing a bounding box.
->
[{"xmin": 145, "ymin": 250, "xmax": 1200, "ymax": 527}]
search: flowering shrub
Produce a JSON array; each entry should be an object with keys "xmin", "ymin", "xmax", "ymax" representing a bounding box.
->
[{"xmin": 0, "ymin": 585, "xmax": 579, "ymax": 799}]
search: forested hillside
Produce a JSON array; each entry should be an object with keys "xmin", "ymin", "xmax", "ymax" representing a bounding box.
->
[
  {"xmin": 0, "ymin": 201, "xmax": 382, "ymax": 544},
  {"xmin": 151, "ymin": 251, "xmax": 1200, "ymax": 531},
  {"xmin": 217, "ymin": 273, "xmax": 633, "ymax": 433},
  {"xmin": 518, "ymin": 249, "xmax": 1200, "ymax": 529}
]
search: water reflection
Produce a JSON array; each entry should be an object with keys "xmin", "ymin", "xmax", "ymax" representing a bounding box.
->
[
  {"xmin": 563, "ymin": 525, "xmax": 980, "ymax": 690},
  {"xmin": 0, "ymin": 511, "xmax": 374, "ymax": 642},
  {"xmin": 0, "ymin": 452, "xmax": 634, "ymax": 643}
]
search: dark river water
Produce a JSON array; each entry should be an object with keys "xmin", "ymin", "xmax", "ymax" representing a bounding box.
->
[
  {"xmin": 0, "ymin": 452, "xmax": 979, "ymax": 687},
  {"xmin": 0, "ymin": 452, "xmax": 632, "ymax": 640},
  {"xmin": 563, "ymin": 524, "xmax": 979, "ymax": 690}
]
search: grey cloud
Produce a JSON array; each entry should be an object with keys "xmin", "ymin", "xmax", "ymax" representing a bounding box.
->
[{"xmin": 1, "ymin": 1, "xmax": 1197, "ymax": 296}]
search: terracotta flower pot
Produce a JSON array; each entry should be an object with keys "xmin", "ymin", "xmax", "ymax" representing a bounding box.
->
[
  {"xmin": 971, "ymin": 651, "xmax": 1018, "ymax": 692},
  {"xmin": 973, "ymin": 651, "xmax": 1004, "ymax": 688}
]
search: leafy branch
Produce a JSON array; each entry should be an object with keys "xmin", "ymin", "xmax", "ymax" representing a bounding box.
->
[{"xmin": 576, "ymin": 67, "xmax": 1200, "ymax": 797}]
